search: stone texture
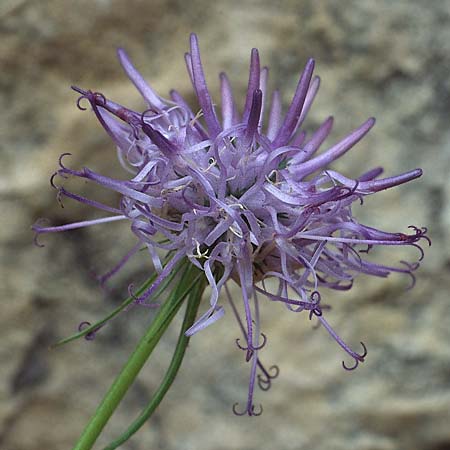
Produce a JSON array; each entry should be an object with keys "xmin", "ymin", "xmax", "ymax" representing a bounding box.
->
[{"xmin": 1, "ymin": 0, "xmax": 449, "ymax": 449}]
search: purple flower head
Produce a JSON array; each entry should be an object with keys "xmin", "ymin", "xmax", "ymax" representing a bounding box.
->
[{"xmin": 33, "ymin": 33, "xmax": 429, "ymax": 416}]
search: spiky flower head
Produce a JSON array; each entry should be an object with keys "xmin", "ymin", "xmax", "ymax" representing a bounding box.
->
[{"xmin": 34, "ymin": 33, "xmax": 429, "ymax": 415}]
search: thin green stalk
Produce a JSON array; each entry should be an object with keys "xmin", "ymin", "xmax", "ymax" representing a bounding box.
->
[
  {"xmin": 104, "ymin": 274, "xmax": 207, "ymax": 449},
  {"xmin": 72, "ymin": 262, "xmax": 202, "ymax": 450}
]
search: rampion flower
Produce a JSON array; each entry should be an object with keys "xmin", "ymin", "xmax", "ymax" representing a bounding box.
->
[{"xmin": 33, "ymin": 34, "xmax": 429, "ymax": 417}]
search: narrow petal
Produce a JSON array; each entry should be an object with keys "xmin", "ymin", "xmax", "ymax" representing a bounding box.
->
[
  {"xmin": 117, "ymin": 48, "xmax": 166, "ymax": 110},
  {"xmin": 297, "ymin": 75, "xmax": 320, "ymax": 127},
  {"xmin": 328, "ymin": 168, "xmax": 423, "ymax": 193},
  {"xmin": 184, "ymin": 52, "xmax": 194, "ymax": 85},
  {"xmin": 82, "ymin": 168, "xmax": 164, "ymax": 207},
  {"xmin": 58, "ymin": 187, "xmax": 122, "ymax": 215},
  {"xmin": 33, "ymin": 215, "xmax": 127, "ymax": 234},
  {"xmin": 185, "ymin": 306, "xmax": 225, "ymax": 336},
  {"xmin": 266, "ymin": 89, "xmax": 282, "ymax": 140},
  {"xmin": 258, "ymin": 67, "xmax": 269, "ymax": 129},
  {"xmin": 292, "ymin": 117, "xmax": 375, "ymax": 178},
  {"xmin": 273, "ymin": 58, "xmax": 315, "ymax": 147},
  {"xmin": 290, "ymin": 116, "xmax": 334, "ymax": 164},
  {"xmin": 189, "ymin": 33, "xmax": 222, "ymax": 137},
  {"xmin": 220, "ymin": 72, "xmax": 238, "ymax": 128}
]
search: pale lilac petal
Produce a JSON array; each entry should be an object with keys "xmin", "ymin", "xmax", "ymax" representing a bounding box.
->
[
  {"xmin": 291, "ymin": 117, "xmax": 375, "ymax": 178},
  {"xmin": 117, "ymin": 48, "xmax": 166, "ymax": 110},
  {"xmin": 220, "ymin": 72, "xmax": 238, "ymax": 128},
  {"xmin": 273, "ymin": 58, "xmax": 315, "ymax": 147},
  {"xmin": 267, "ymin": 89, "xmax": 282, "ymax": 140},
  {"xmin": 188, "ymin": 33, "xmax": 221, "ymax": 137},
  {"xmin": 290, "ymin": 116, "xmax": 334, "ymax": 166}
]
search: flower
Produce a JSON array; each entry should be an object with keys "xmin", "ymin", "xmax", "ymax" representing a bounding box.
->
[{"xmin": 33, "ymin": 33, "xmax": 429, "ymax": 416}]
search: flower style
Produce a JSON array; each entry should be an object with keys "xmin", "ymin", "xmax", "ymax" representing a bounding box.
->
[{"xmin": 33, "ymin": 33, "xmax": 429, "ymax": 416}]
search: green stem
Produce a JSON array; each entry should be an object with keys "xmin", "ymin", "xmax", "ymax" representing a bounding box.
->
[
  {"xmin": 72, "ymin": 262, "xmax": 202, "ymax": 450},
  {"xmin": 104, "ymin": 273, "xmax": 207, "ymax": 450}
]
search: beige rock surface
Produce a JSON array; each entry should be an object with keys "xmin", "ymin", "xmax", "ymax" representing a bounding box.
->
[{"xmin": 1, "ymin": 1, "xmax": 449, "ymax": 449}]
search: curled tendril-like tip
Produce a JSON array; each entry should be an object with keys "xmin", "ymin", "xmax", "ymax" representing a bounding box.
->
[
  {"xmin": 359, "ymin": 244, "xmax": 373, "ymax": 254},
  {"xmin": 342, "ymin": 341, "xmax": 367, "ymax": 371},
  {"xmin": 232, "ymin": 402, "xmax": 263, "ymax": 417},
  {"xmin": 31, "ymin": 218, "xmax": 50, "ymax": 248},
  {"xmin": 309, "ymin": 307, "xmax": 322, "ymax": 320},
  {"xmin": 76, "ymin": 95, "xmax": 89, "ymax": 111},
  {"xmin": 85, "ymin": 332, "xmax": 96, "ymax": 341},
  {"xmin": 250, "ymin": 403, "xmax": 263, "ymax": 416},
  {"xmin": 232, "ymin": 402, "xmax": 246, "ymax": 416},
  {"xmin": 412, "ymin": 225, "xmax": 430, "ymax": 240},
  {"xmin": 408, "ymin": 225, "xmax": 430, "ymax": 240},
  {"xmin": 399, "ymin": 260, "xmax": 419, "ymax": 290},
  {"xmin": 73, "ymin": 86, "xmax": 94, "ymax": 110},
  {"xmin": 78, "ymin": 321, "xmax": 97, "ymax": 341},
  {"xmin": 235, "ymin": 337, "xmax": 248, "ymax": 351},
  {"xmin": 268, "ymin": 364, "xmax": 280, "ymax": 379},
  {"xmin": 32, "ymin": 232, "xmax": 45, "ymax": 248},
  {"xmin": 404, "ymin": 226, "xmax": 431, "ymax": 251},
  {"xmin": 58, "ymin": 153, "xmax": 72, "ymax": 170},
  {"xmin": 74, "ymin": 88, "xmax": 106, "ymax": 111},
  {"xmin": 406, "ymin": 273, "xmax": 417, "ymax": 291},
  {"xmin": 257, "ymin": 364, "xmax": 280, "ymax": 391},
  {"xmin": 411, "ymin": 243, "xmax": 425, "ymax": 262},
  {"xmin": 78, "ymin": 321, "xmax": 91, "ymax": 331},
  {"xmin": 49, "ymin": 172, "xmax": 59, "ymax": 189},
  {"xmin": 127, "ymin": 283, "xmax": 155, "ymax": 307},
  {"xmin": 236, "ymin": 332, "xmax": 267, "ymax": 354},
  {"xmin": 342, "ymin": 359, "xmax": 359, "ymax": 371},
  {"xmin": 141, "ymin": 107, "xmax": 159, "ymax": 124},
  {"xmin": 257, "ymin": 377, "xmax": 271, "ymax": 391},
  {"xmin": 400, "ymin": 260, "xmax": 420, "ymax": 272},
  {"xmin": 252, "ymin": 332, "xmax": 267, "ymax": 351},
  {"xmin": 358, "ymin": 341, "xmax": 368, "ymax": 358},
  {"xmin": 128, "ymin": 283, "xmax": 139, "ymax": 302},
  {"xmin": 336, "ymin": 180, "xmax": 360, "ymax": 202},
  {"xmin": 308, "ymin": 291, "xmax": 323, "ymax": 319},
  {"xmin": 310, "ymin": 290, "xmax": 321, "ymax": 303}
]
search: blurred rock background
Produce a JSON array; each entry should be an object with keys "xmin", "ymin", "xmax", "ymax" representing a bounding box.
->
[{"xmin": 1, "ymin": 0, "xmax": 449, "ymax": 449}]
